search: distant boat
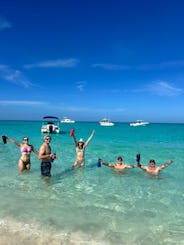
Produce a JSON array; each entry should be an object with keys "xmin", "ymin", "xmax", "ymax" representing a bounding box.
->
[
  {"xmin": 130, "ymin": 120, "xmax": 149, "ymax": 127},
  {"xmin": 60, "ymin": 117, "xmax": 75, "ymax": 123},
  {"xmin": 99, "ymin": 118, "xmax": 114, "ymax": 126},
  {"xmin": 41, "ymin": 116, "xmax": 60, "ymax": 134}
]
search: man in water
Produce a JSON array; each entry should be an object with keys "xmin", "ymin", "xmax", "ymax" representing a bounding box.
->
[
  {"xmin": 99, "ymin": 156, "xmax": 136, "ymax": 172},
  {"xmin": 38, "ymin": 135, "xmax": 56, "ymax": 179},
  {"xmin": 137, "ymin": 159, "xmax": 174, "ymax": 175}
]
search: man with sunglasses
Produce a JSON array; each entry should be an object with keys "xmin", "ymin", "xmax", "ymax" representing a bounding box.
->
[{"xmin": 38, "ymin": 135, "xmax": 57, "ymax": 178}]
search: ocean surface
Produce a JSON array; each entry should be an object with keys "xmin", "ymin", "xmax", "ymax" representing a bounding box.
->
[{"xmin": 0, "ymin": 120, "xmax": 184, "ymax": 245}]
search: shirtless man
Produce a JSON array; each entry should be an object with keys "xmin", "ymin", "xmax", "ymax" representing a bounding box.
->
[
  {"xmin": 99, "ymin": 156, "xmax": 136, "ymax": 172},
  {"xmin": 138, "ymin": 159, "xmax": 174, "ymax": 175},
  {"xmin": 38, "ymin": 135, "xmax": 56, "ymax": 178},
  {"xmin": 3, "ymin": 135, "xmax": 38, "ymax": 172},
  {"xmin": 71, "ymin": 130, "xmax": 95, "ymax": 167}
]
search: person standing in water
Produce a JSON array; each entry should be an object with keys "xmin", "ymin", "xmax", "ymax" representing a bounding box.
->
[
  {"xmin": 38, "ymin": 135, "xmax": 57, "ymax": 178},
  {"xmin": 70, "ymin": 129, "xmax": 95, "ymax": 167},
  {"xmin": 2, "ymin": 135, "xmax": 38, "ymax": 172}
]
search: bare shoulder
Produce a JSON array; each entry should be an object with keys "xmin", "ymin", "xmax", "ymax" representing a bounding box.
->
[{"xmin": 39, "ymin": 143, "xmax": 45, "ymax": 151}]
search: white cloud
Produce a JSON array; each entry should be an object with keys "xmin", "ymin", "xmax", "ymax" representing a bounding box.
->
[
  {"xmin": 24, "ymin": 58, "xmax": 79, "ymax": 68},
  {"xmin": 92, "ymin": 60, "xmax": 184, "ymax": 71},
  {"xmin": 92, "ymin": 63, "xmax": 130, "ymax": 70},
  {"xmin": 158, "ymin": 61, "xmax": 184, "ymax": 68},
  {"xmin": 145, "ymin": 81, "xmax": 183, "ymax": 96},
  {"xmin": 136, "ymin": 60, "xmax": 184, "ymax": 70},
  {"xmin": 0, "ymin": 100, "xmax": 47, "ymax": 106},
  {"xmin": 55, "ymin": 104, "xmax": 126, "ymax": 114},
  {"xmin": 0, "ymin": 65, "xmax": 33, "ymax": 88},
  {"xmin": 0, "ymin": 16, "xmax": 12, "ymax": 30}
]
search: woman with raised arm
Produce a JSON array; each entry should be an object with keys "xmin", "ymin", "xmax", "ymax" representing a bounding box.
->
[
  {"xmin": 2, "ymin": 135, "xmax": 38, "ymax": 172},
  {"xmin": 70, "ymin": 129, "xmax": 95, "ymax": 167}
]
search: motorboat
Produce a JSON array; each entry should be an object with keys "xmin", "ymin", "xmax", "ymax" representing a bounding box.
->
[
  {"xmin": 41, "ymin": 116, "xmax": 60, "ymax": 134},
  {"xmin": 60, "ymin": 117, "xmax": 75, "ymax": 123},
  {"xmin": 130, "ymin": 120, "xmax": 149, "ymax": 127},
  {"xmin": 99, "ymin": 118, "xmax": 114, "ymax": 126}
]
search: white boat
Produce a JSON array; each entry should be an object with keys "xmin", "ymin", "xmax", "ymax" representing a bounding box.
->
[
  {"xmin": 130, "ymin": 120, "xmax": 149, "ymax": 127},
  {"xmin": 41, "ymin": 116, "xmax": 60, "ymax": 134},
  {"xmin": 99, "ymin": 118, "xmax": 114, "ymax": 126},
  {"xmin": 60, "ymin": 117, "xmax": 75, "ymax": 123}
]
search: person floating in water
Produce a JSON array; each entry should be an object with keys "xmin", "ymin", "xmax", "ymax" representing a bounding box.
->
[
  {"xmin": 98, "ymin": 156, "xmax": 136, "ymax": 172},
  {"xmin": 70, "ymin": 129, "xmax": 95, "ymax": 167},
  {"xmin": 2, "ymin": 135, "xmax": 38, "ymax": 172},
  {"xmin": 137, "ymin": 159, "xmax": 174, "ymax": 175}
]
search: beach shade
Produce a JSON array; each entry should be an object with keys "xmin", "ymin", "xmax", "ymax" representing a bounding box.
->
[{"xmin": 2, "ymin": 135, "xmax": 7, "ymax": 144}]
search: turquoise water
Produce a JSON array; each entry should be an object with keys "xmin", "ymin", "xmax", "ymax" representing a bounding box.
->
[{"xmin": 0, "ymin": 121, "xmax": 184, "ymax": 245}]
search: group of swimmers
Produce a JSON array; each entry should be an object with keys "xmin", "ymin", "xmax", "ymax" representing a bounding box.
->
[
  {"xmin": 1, "ymin": 129, "xmax": 95, "ymax": 179},
  {"xmin": 1, "ymin": 129, "xmax": 174, "ymax": 179},
  {"xmin": 98, "ymin": 156, "xmax": 173, "ymax": 175}
]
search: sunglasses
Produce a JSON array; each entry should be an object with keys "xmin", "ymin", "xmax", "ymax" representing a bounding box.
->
[{"xmin": 45, "ymin": 138, "xmax": 51, "ymax": 140}]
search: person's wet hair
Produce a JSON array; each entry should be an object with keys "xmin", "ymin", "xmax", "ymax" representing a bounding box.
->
[{"xmin": 117, "ymin": 156, "xmax": 123, "ymax": 161}]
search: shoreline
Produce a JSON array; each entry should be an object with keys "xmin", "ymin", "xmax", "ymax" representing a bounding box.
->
[{"xmin": 0, "ymin": 218, "xmax": 107, "ymax": 245}]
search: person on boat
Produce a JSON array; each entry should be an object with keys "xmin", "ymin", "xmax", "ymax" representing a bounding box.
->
[
  {"xmin": 98, "ymin": 156, "xmax": 136, "ymax": 172},
  {"xmin": 137, "ymin": 159, "xmax": 174, "ymax": 175},
  {"xmin": 3, "ymin": 135, "xmax": 38, "ymax": 172},
  {"xmin": 71, "ymin": 129, "xmax": 95, "ymax": 167},
  {"xmin": 38, "ymin": 135, "xmax": 57, "ymax": 179}
]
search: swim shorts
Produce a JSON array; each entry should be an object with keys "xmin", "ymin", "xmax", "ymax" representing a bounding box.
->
[{"xmin": 41, "ymin": 162, "xmax": 51, "ymax": 177}]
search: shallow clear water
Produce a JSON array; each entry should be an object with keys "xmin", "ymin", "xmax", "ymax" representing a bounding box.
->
[{"xmin": 0, "ymin": 121, "xmax": 184, "ymax": 244}]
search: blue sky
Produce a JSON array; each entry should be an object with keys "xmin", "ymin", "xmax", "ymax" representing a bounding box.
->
[{"xmin": 0, "ymin": 0, "xmax": 184, "ymax": 123}]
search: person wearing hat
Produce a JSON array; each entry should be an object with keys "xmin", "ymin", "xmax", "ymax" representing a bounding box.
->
[
  {"xmin": 71, "ymin": 130, "xmax": 95, "ymax": 167},
  {"xmin": 38, "ymin": 135, "xmax": 57, "ymax": 178},
  {"xmin": 2, "ymin": 135, "xmax": 38, "ymax": 172}
]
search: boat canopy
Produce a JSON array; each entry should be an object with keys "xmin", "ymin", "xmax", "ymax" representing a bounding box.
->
[{"xmin": 42, "ymin": 116, "xmax": 60, "ymax": 120}]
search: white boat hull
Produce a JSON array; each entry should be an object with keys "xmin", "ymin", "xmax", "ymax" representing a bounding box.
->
[
  {"xmin": 60, "ymin": 117, "xmax": 75, "ymax": 123},
  {"xmin": 100, "ymin": 122, "xmax": 114, "ymax": 126},
  {"xmin": 130, "ymin": 120, "xmax": 149, "ymax": 127},
  {"xmin": 99, "ymin": 118, "xmax": 114, "ymax": 126},
  {"xmin": 61, "ymin": 120, "xmax": 75, "ymax": 123},
  {"xmin": 41, "ymin": 125, "xmax": 60, "ymax": 134},
  {"xmin": 41, "ymin": 116, "xmax": 60, "ymax": 134}
]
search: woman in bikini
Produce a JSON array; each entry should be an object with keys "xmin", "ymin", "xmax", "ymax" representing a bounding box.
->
[
  {"xmin": 4, "ymin": 136, "xmax": 38, "ymax": 172},
  {"xmin": 71, "ymin": 129, "xmax": 95, "ymax": 167}
]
